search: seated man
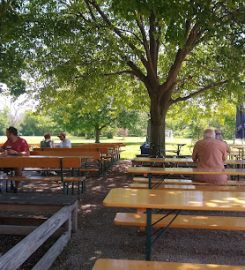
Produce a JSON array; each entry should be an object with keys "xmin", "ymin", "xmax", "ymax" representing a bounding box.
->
[
  {"xmin": 192, "ymin": 128, "xmax": 228, "ymax": 184},
  {"xmin": 40, "ymin": 133, "xmax": 53, "ymax": 148},
  {"xmin": 57, "ymin": 132, "xmax": 71, "ymax": 148}
]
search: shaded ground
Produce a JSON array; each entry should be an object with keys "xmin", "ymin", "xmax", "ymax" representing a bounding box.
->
[{"xmin": 1, "ymin": 160, "xmax": 245, "ymax": 270}]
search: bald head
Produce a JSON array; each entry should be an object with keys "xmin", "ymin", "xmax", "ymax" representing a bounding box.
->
[{"xmin": 203, "ymin": 129, "xmax": 215, "ymax": 139}]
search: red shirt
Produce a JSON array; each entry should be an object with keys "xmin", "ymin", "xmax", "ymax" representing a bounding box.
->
[{"xmin": 2, "ymin": 137, "xmax": 29, "ymax": 153}]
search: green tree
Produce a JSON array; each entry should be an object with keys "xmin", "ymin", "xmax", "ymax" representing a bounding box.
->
[
  {"xmin": 25, "ymin": 1, "xmax": 244, "ymax": 155},
  {"xmin": 19, "ymin": 111, "xmax": 59, "ymax": 136},
  {"xmin": 0, "ymin": 107, "xmax": 9, "ymax": 135},
  {"xmin": 0, "ymin": 0, "xmax": 28, "ymax": 95}
]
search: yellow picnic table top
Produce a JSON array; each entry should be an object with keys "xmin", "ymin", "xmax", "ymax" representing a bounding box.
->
[
  {"xmin": 93, "ymin": 259, "xmax": 245, "ymax": 270},
  {"xmin": 103, "ymin": 188, "xmax": 245, "ymax": 212},
  {"xmin": 128, "ymin": 166, "xmax": 245, "ymax": 176},
  {"xmin": 132, "ymin": 157, "xmax": 245, "ymax": 165}
]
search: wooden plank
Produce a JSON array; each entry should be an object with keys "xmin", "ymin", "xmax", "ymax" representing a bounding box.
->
[
  {"xmin": 132, "ymin": 177, "xmax": 245, "ymax": 186},
  {"xmin": 32, "ymin": 230, "xmax": 71, "ymax": 270},
  {"xmin": 132, "ymin": 157, "xmax": 245, "ymax": 166},
  {"xmin": 103, "ymin": 188, "xmax": 245, "ymax": 212},
  {"xmin": 0, "ymin": 193, "xmax": 77, "ymax": 205},
  {"xmin": 0, "ymin": 204, "xmax": 73, "ymax": 270},
  {"xmin": 128, "ymin": 166, "xmax": 245, "ymax": 176},
  {"xmin": 0, "ymin": 225, "xmax": 37, "ymax": 235},
  {"xmin": 0, "ymin": 204, "xmax": 61, "ymax": 213},
  {"xmin": 114, "ymin": 213, "xmax": 245, "ymax": 231},
  {"xmin": 92, "ymin": 259, "xmax": 245, "ymax": 270},
  {"xmin": 0, "ymin": 216, "xmax": 47, "ymax": 226},
  {"xmin": 129, "ymin": 182, "xmax": 245, "ymax": 192},
  {"xmin": 0, "ymin": 156, "xmax": 82, "ymax": 169}
]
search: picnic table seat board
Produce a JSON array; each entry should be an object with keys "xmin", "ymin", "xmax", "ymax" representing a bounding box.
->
[
  {"xmin": 132, "ymin": 177, "xmax": 245, "ymax": 185},
  {"xmin": 92, "ymin": 259, "xmax": 245, "ymax": 270},
  {"xmin": 132, "ymin": 157, "xmax": 245, "ymax": 166},
  {"xmin": 31, "ymin": 150, "xmax": 104, "ymax": 173},
  {"xmin": 0, "ymin": 156, "xmax": 85, "ymax": 194},
  {"xmin": 114, "ymin": 212, "xmax": 245, "ymax": 231},
  {"xmin": 127, "ymin": 166, "xmax": 245, "ymax": 176},
  {"xmin": 129, "ymin": 182, "xmax": 245, "ymax": 191}
]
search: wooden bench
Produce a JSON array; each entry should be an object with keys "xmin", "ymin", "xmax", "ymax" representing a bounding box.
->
[
  {"xmin": 0, "ymin": 156, "xmax": 85, "ymax": 195},
  {"xmin": 114, "ymin": 212, "xmax": 245, "ymax": 231},
  {"xmin": 0, "ymin": 193, "xmax": 78, "ymax": 270},
  {"xmin": 92, "ymin": 259, "xmax": 244, "ymax": 270},
  {"xmin": 31, "ymin": 149, "xmax": 103, "ymax": 173},
  {"xmin": 129, "ymin": 182, "xmax": 245, "ymax": 191},
  {"xmin": 132, "ymin": 177, "xmax": 245, "ymax": 186}
]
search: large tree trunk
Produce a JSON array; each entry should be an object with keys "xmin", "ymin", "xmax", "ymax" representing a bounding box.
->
[
  {"xmin": 149, "ymin": 96, "xmax": 169, "ymax": 157},
  {"xmin": 95, "ymin": 127, "xmax": 100, "ymax": 143}
]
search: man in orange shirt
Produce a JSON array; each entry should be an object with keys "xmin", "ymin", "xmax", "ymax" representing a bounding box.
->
[{"xmin": 192, "ymin": 129, "xmax": 228, "ymax": 184}]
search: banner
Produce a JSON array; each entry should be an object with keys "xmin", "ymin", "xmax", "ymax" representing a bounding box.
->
[{"xmin": 236, "ymin": 102, "xmax": 245, "ymax": 139}]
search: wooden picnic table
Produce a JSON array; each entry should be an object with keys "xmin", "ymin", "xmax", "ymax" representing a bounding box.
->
[
  {"xmin": 132, "ymin": 157, "xmax": 245, "ymax": 166},
  {"xmin": 128, "ymin": 166, "xmax": 245, "ymax": 188},
  {"xmin": 103, "ymin": 188, "xmax": 245, "ymax": 260},
  {"xmin": 128, "ymin": 166, "xmax": 245, "ymax": 176}
]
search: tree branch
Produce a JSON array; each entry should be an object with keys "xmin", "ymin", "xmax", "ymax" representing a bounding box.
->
[
  {"xmin": 84, "ymin": 0, "xmax": 97, "ymax": 22},
  {"xmin": 103, "ymin": 70, "xmax": 133, "ymax": 76},
  {"xmin": 161, "ymin": 24, "xmax": 203, "ymax": 98},
  {"xmin": 87, "ymin": 0, "xmax": 148, "ymax": 68},
  {"xmin": 171, "ymin": 80, "xmax": 228, "ymax": 104}
]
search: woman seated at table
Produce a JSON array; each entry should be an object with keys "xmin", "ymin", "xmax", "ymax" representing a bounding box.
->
[
  {"xmin": 0, "ymin": 126, "xmax": 30, "ymax": 191},
  {"xmin": 192, "ymin": 129, "xmax": 228, "ymax": 185}
]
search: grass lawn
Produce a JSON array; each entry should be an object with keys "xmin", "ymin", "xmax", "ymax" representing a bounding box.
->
[{"xmin": 0, "ymin": 135, "xmax": 242, "ymax": 160}]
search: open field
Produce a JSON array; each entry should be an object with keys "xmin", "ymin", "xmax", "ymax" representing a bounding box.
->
[{"xmin": 0, "ymin": 136, "xmax": 243, "ymax": 160}]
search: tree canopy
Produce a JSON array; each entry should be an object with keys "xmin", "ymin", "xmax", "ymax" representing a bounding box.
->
[{"xmin": 1, "ymin": 1, "xmax": 244, "ymax": 152}]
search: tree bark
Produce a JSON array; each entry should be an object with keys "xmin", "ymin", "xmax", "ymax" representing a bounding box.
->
[
  {"xmin": 95, "ymin": 127, "xmax": 100, "ymax": 143},
  {"xmin": 149, "ymin": 96, "xmax": 169, "ymax": 157}
]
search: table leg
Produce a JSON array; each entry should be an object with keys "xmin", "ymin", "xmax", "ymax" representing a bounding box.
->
[
  {"xmin": 145, "ymin": 208, "xmax": 152, "ymax": 261},
  {"xmin": 148, "ymin": 174, "xmax": 152, "ymax": 189}
]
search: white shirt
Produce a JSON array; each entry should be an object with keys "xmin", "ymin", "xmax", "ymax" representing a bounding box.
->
[{"xmin": 59, "ymin": 138, "xmax": 71, "ymax": 148}]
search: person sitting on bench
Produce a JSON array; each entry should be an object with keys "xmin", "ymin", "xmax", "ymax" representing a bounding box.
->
[
  {"xmin": 40, "ymin": 133, "xmax": 53, "ymax": 148},
  {"xmin": 0, "ymin": 126, "xmax": 30, "ymax": 191},
  {"xmin": 192, "ymin": 128, "xmax": 228, "ymax": 184},
  {"xmin": 57, "ymin": 132, "xmax": 71, "ymax": 148}
]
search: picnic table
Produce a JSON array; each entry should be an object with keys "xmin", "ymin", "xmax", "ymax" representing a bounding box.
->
[
  {"xmin": 128, "ymin": 166, "xmax": 245, "ymax": 188},
  {"xmin": 165, "ymin": 143, "xmax": 186, "ymax": 157},
  {"xmin": 103, "ymin": 188, "xmax": 245, "ymax": 260},
  {"xmin": 132, "ymin": 157, "xmax": 245, "ymax": 167}
]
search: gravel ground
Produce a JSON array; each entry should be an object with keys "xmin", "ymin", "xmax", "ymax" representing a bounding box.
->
[
  {"xmin": 49, "ymin": 160, "xmax": 245, "ymax": 270},
  {"xmin": 1, "ymin": 160, "xmax": 245, "ymax": 270}
]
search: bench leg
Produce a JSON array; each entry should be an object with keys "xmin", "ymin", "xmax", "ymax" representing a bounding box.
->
[{"xmin": 145, "ymin": 208, "xmax": 152, "ymax": 261}]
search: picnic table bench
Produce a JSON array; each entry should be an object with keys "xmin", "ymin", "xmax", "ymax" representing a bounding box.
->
[
  {"xmin": 92, "ymin": 258, "xmax": 245, "ymax": 270},
  {"xmin": 32, "ymin": 148, "xmax": 107, "ymax": 173},
  {"xmin": 0, "ymin": 156, "xmax": 85, "ymax": 195},
  {"xmin": 103, "ymin": 188, "xmax": 245, "ymax": 260},
  {"xmin": 132, "ymin": 157, "xmax": 245, "ymax": 167},
  {"xmin": 128, "ymin": 167, "xmax": 245, "ymax": 189}
]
